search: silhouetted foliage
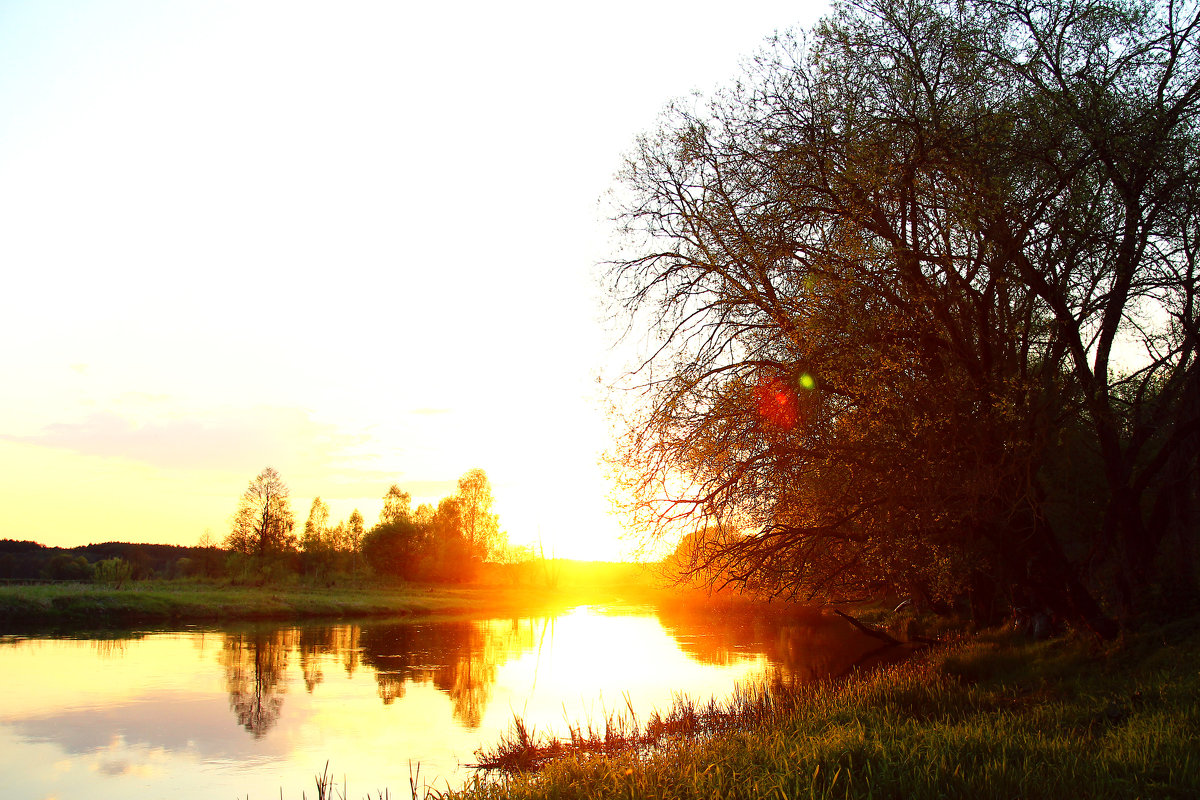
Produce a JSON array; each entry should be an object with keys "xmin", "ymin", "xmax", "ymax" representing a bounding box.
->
[
  {"xmin": 226, "ymin": 467, "xmax": 296, "ymax": 559},
  {"xmin": 39, "ymin": 553, "xmax": 92, "ymax": 581},
  {"xmin": 362, "ymin": 516, "xmax": 427, "ymax": 581},
  {"xmin": 609, "ymin": 0, "xmax": 1200, "ymax": 632},
  {"xmin": 361, "ymin": 470, "xmax": 507, "ymax": 583},
  {"xmin": 8, "ymin": 466, "xmax": 514, "ymax": 587}
]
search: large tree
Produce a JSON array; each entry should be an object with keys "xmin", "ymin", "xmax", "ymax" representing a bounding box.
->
[
  {"xmin": 609, "ymin": 0, "xmax": 1200, "ymax": 632},
  {"xmin": 227, "ymin": 467, "xmax": 296, "ymax": 558}
]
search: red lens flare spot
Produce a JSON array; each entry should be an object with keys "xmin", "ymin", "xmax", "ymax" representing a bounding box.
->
[{"xmin": 754, "ymin": 376, "xmax": 799, "ymax": 429}]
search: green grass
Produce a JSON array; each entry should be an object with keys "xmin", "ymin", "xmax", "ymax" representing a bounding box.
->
[
  {"xmin": 446, "ymin": 620, "xmax": 1200, "ymax": 800},
  {"xmin": 0, "ymin": 579, "xmax": 613, "ymax": 627}
]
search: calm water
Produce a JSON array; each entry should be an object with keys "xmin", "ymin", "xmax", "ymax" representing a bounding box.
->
[{"xmin": 1, "ymin": 602, "xmax": 881, "ymax": 799}]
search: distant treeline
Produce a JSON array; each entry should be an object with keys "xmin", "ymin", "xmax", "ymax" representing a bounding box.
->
[
  {"xmin": 221, "ymin": 466, "xmax": 518, "ymax": 585},
  {"xmin": 0, "ymin": 537, "xmax": 652, "ymax": 594},
  {"xmin": 0, "ymin": 538, "xmax": 220, "ymax": 582},
  {"xmin": 0, "ymin": 465, "xmax": 629, "ymax": 589}
]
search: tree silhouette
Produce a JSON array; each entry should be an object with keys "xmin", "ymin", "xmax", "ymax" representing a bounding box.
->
[
  {"xmin": 608, "ymin": 0, "xmax": 1200, "ymax": 631},
  {"xmin": 226, "ymin": 467, "xmax": 295, "ymax": 558}
]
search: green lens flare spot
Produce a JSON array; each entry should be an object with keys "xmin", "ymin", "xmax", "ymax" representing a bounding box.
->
[{"xmin": 798, "ymin": 373, "xmax": 816, "ymax": 391}]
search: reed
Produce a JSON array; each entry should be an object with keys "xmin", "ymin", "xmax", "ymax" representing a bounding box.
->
[{"xmin": 456, "ymin": 620, "xmax": 1200, "ymax": 799}]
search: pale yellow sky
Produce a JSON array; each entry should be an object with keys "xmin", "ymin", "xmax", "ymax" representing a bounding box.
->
[{"xmin": 0, "ymin": 0, "xmax": 829, "ymax": 560}]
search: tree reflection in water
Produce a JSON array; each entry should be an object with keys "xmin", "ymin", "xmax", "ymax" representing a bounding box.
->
[
  {"xmin": 220, "ymin": 628, "xmax": 294, "ymax": 738},
  {"xmin": 219, "ymin": 618, "xmax": 543, "ymax": 735},
  {"xmin": 296, "ymin": 625, "xmax": 361, "ymax": 692},
  {"xmin": 359, "ymin": 618, "xmax": 541, "ymax": 727},
  {"xmin": 654, "ymin": 604, "xmax": 883, "ymax": 682},
  {"xmin": 217, "ymin": 607, "xmax": 877, "ymax": 739}
]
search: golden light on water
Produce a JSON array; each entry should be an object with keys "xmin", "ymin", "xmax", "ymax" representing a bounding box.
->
[{"xmin": 0, "ymin": 601, "xmax": 893, "ymax": 799}]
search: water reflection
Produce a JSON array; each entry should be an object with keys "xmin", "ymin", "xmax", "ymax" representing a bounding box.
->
[
  {"xmin": 216, "ymin": 617, "xmax": 546, "ymax": 733},
  {"xmin": 334, "ymin": 618, "xmax": 541, "ymax": 726},
  {"xmin": 644, "ymin": 604, "xmax": 887, "ymax": 682},
  {"xmin": 2, "ymin": 603, "xmax": 885, "ymax": 800},
  {"xmin": 221, "ymin": 629, "xmax": 292, "ymax": 738},
  {"xmin": 212, "ymin": 608, "xmax": 884, "ymax": 739},
  {"xmin": 296, "ymin": 625, "xmax": 361, "ymax": 692}
]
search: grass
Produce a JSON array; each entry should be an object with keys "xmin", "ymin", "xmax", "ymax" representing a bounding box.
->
[
  {"xmin": 446, "ymin": 617, "xmax": 1200, "ymax": 800},
  {"xmin": 0, "ymin": 578, "xmax": 643, "ymax": 628}
]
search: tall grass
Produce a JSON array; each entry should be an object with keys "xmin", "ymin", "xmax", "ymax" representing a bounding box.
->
[{"xmin": 453, "ymin": 622, "xmax": 1200, "ymax": 799}]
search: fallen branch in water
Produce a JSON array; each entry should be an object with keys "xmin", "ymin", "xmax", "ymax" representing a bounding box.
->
[{"xmin": 833, "ymin": 608, "xmax": 902, "ymax": 645}]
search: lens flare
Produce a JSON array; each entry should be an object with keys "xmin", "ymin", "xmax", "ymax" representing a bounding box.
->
[
  {"xmin": 798, "ymin": 373, "xmax": 816, "ymax": 391},
  {"xmin": 754, "ymin": 376, "xmax": 798, "ymax": 429}
]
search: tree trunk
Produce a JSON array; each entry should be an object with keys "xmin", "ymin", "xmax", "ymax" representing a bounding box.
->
[{"xmin": 1026, "ymin": 513, "xmax": 1119, "ymax": 640}]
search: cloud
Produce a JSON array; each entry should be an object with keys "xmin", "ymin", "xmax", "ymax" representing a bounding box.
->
[
  {"xmin": 11, "ymin": 693, "xmax": 292, "ymax": 760},
  {"xmin": 410, "ymin": 408, "xmax": 452, "ymax": 416},
  {"xmin": 0, "ymin": 406, "xmax": 368, "ymax": 475}
]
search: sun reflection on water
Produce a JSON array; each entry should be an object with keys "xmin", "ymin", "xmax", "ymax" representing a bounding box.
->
[{"xmin": 1, "ymin": 603, "xmax": 879, "ymax": 799}]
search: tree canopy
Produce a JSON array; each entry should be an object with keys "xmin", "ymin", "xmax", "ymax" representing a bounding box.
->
[
  {"xmin": 608, "ymin": 0, "xmax": 1200, "ymax": 633},
  {"xmin": 226, "ymin": 467, "xmax": 295, "ymax": 558},
  {"xmin": 361, "ymin": 468, "xmax": 507, "ymax": 583}
]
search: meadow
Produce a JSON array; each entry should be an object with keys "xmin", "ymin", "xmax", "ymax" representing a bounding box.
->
[{"xmin": 0, "ymin": 560, "xmax": 661, "ymax": 627}]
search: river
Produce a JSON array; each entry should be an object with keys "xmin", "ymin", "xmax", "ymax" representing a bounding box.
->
[{"xmin": 1, "ymin": 601, "xmax": 883, "ymax": 798}]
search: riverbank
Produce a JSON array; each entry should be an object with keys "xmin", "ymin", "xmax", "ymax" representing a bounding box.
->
[
  {"xmin": 442, "ymin": 616, "xmax": 1199, "ymax": 800},
  {"xmin": 0, "ymin": 578, "xmax": 667, "ymax": 628}
]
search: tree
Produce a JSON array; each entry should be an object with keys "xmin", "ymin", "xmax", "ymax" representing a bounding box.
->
[
  {"xmin": 40, "ymin": 553, "xmax": 92, "ymax": 581},
  {"xmin": 412, "ymin": 503, "xmax": 435, "ymax": 528},
  {"xmin": 301, "ymin": 497, "xmax": 330, "ymax": 554},
  {"xmin": 380, "ymin": 485, "xmax": 412, "ymax": 527},
  {"xmin": 93, "ymin": 557, "xmax": 133, "ymax": 588},
  {"xmin": 608, "ymin": 0, "xmax": 1200, "ymax": 633},
  {"xmin": 456, "ymin": 468, "xmax": 501, "ymax": 562},
  {"xmin": 363, "ymin": 485, "xmax": 424, "ymax": 580},
  {"xmin": 300, "ymin": 496, "xmax": 334, "ymax": 575},
  {"xmin": 227, "ymin": 467, "xmax": 296, "ymax": 558},
  {"xmin": 425, "ymin": 496, "xmax": 473, "ymax": 581},
  {"xmin": 347, "ymin": 509, "xmax": 365, "ymax": 571},
  {"xmin": 195, "ymin": 529, "xmax": 224, "ymax": 577},
  {"xmin": 362, "ymin": 516, "xmax": 425, "ymax": 580}
]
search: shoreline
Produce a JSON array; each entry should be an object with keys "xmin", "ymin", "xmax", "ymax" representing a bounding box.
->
[
  {"xmin": 0, "ymin": 580, "xmax": 672, "ymax": 629},
  {"xmin": 448, "ymin": 616, "xmax": 1200, "ymax": 799}
]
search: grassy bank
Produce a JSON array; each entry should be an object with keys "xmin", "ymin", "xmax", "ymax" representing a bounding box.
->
[
  {"xmin": 0, "ymin": 579, "xmax": 662, "ymax": 628},
  {"xmin": 440, "ymin": 617, "xmax": 1199, "ymax": 800}
]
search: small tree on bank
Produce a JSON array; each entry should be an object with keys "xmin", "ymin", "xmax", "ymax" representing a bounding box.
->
[{"xmin": 227, "ymin": 467, "xmax": 296, "ymax": 559}]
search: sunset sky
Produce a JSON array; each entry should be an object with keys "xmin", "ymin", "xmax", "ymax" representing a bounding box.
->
[{"xmin": 0, "ymin": 0, "xmax": 827, "ymax": 561}]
